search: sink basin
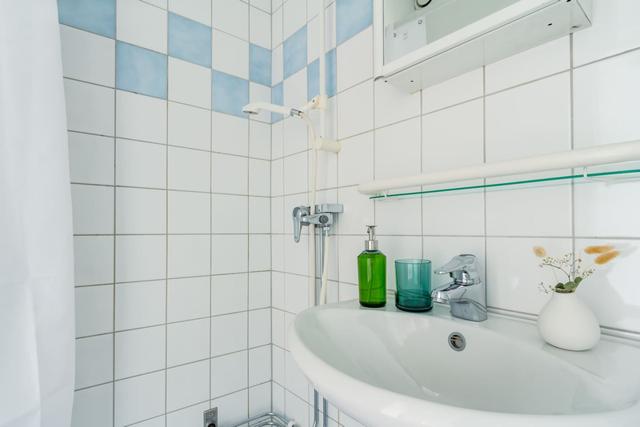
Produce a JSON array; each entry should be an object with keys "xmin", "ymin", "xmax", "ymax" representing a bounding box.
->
[{"xmin": 288, "ymin": 301, "xmax": 640, "ymax": 427}]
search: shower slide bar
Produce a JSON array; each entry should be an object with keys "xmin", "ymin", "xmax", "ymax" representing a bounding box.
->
[{"xmin": 358, "ymin": 139, "xmax": 640, "ymax": 197}]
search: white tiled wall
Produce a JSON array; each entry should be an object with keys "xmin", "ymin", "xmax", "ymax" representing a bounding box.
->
[
  {"xmin": 61, "ymin": 0, "xmax": 640, "ymax": 426},
  {"xmin": 61, "ymin": 0, "xmax": 272, "ymax": 426},
  {"xmin": 270, "ymin": 0, "xmax": 640, "ymax": 426}
]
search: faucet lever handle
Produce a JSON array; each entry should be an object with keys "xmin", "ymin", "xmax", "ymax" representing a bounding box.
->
[
  {"xmin": 292, "ymin": 206, "xmax": 310, "ymax": 243},
  {"xmin": 435, "ymin": 254, "xmax": 479, "ymax": 284}
]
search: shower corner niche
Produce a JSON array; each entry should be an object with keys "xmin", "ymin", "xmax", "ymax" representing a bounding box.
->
[{"xmin": 374, "ymin": 0, "xmax": 593, "ymax": 93}]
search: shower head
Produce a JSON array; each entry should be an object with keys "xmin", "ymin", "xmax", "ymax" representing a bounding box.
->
[{"xmin": 242, "ymin": 102, "xmax": 294, "ymax": 116}]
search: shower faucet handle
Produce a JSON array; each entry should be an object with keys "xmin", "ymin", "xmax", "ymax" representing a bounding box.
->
[{"xmin": 293, "ymin": 206, "xmax": 310, "ymax": 243}]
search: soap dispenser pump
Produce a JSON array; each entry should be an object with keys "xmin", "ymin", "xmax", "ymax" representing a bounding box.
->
[{"xmin": 358, "ymin": 225, "xmax": 386, "ymax": 308}]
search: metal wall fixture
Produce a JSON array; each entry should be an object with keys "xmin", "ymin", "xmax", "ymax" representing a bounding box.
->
[{"xmin": 292, "ymin": 203, "xmax": 343, "ymax": 427}]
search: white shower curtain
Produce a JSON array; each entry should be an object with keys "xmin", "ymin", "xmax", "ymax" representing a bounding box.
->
[{"xmin": 0, "ymin": 1, "xmax": 75, "ymax": 427}]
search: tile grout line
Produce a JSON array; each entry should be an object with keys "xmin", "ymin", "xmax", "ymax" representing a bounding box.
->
[
  {"xmin": 164, "ymin": 7, "xmax": 169, "ymax": 425},
  {"xmin": 111, "ymin": 0, "xmax": 118, "ymax": 425}
]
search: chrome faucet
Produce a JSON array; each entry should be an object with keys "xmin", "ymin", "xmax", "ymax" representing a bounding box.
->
[
  {"xmin": 431, "ymin": 254, "xmax": 487, "ymax": 322},
  {"xmin": 292, "ymin": 204, "xmax": 343, "ymax": 242}
]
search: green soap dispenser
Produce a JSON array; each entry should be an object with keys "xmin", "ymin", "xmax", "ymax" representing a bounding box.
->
[{"xmin": 358, "ymin": 225, "xmax": 386, "ymax": 308}]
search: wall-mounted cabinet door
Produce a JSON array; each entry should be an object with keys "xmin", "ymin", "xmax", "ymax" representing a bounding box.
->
[{"xmin": 374, "ymin": 0, "xmax": 593, "ymax": 93}]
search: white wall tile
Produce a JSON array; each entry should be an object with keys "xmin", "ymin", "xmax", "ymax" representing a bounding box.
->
[
  {"xmin": 168, "ymin": 234, "xmax": 210, "ymax": 277},
  {"xmin": 272, "ymin": 7, "xmax": 283, "ymax": 48},
  {"xmin": 284, "ymin": 274, "xmax": 309, "ymax": 314},
  {"xmin": 168, "ymin": 102, "xmax": 211, "ymax": 151},
  {"xmin": 168, "ymin": 0, "xmax": 211, "ymax": 25},
  {"xmin": 249, "ymin": 120, "xmax": 271, "ymax": 159},
  {"xmin": 75, "ymin": 334, "xmax": 113, "ymax": 389},
  {"xmin": 374, "ymin": 80, "xmax": 420, "ymax": 129},
  {"xmin": 337, "ymin": 131, "xmax": 373, "ymax": 187},
  {"xmin": 168, "ymin": 146, "xmax": 210, "ymax": 192},
  {"xmin": 575, "ymin": 238, "xmax": 640, "ymax": 332},
  {"xmin": 60, "ymin": 25, "xmax": 115, "ymax": 86},
  {"xmin": 210, "ymin": 389, "xmax": 249, "ymax": 426},
  {"xmin": 250, "ymin": 235, "xmax": 271, "ymax": 271},
  {"xmin": 211, "ymin": 312, "xmax": 248, "ymax": 355},
  {"xmin": 248, "ymin": 309, "xmax": 270, "ymax": 347},
  {"xmin": 283, "ymin": 0, "xmax": 306, "ymax": 39},
  {"xmin": 212, "ymin": 0, "xmax": 249, "ymax": 40},
  {"xmin": 250, "ymin": 6, "xmax": 271, "ymax": 49},
  {"xmin": 573, "ymin": 0, "xmax": 640, "ymax": 66},
  {"xmin": 167, "ymin": 277, "xmax": 210, "ymax": 322},
  {"xmin": 116, "ymin": 139, "xmax": 166, "ymax": 188},
  {"xmin": 212, "ymin": 235, "xmax": 248, "ymax": 274},
  {"xmin": 74, "ymin": 236, "xmax": 114, "ymax": 286},
  {"xmin": 375, "ymin": 117, "xmax": 421, "ymax": 180},
  {"xmin": 249, "ymin": 346, "xmax": 271, "ymax": 385},
  {"xmin": 486, "ymin": 237, "xmax": 572, "ymax": 314},
  {"xmin": 115, "ymin": 280, "xmax": 165, "ymax": 330},
  {"xmin": 168, "ymin": 191, "xmax": 210, "ymax": 234},
  {"xmin": 249, "ymin": 158, "xmax": 271, "ymax": 196},
  {"xmin": 574, "ymin": 49, "xmax": 640, "ymax": 148},
  {"xmin": 65, "ymin": 302, "xmax": 98, "ymax": 362},
  {"xmin": 115, "ymin": 325, "xmax": 165, "ymax": 379},
  {"xmin": 421, "ymin": 68, "xmax": 483, "ymax": 114},
  {"xmin": 249, "ymin": 197, "xmax": 271, "ymax": 233},
  {"xmin": 283, "ymin": 151, "xmax": 307, "ymax": 195},
  {"xmin": 166, "ymin": 402, "xmax": 209, "ymax": 427},
  {"xmin": 337, "ymin": 187, "xmax": 373, "ymax": 235},
  {"xmin": 114, "ymin": 371, "xmax": 165, "ymax": 426},
  {"xmin": 72, "ymin": 384, "xmax": 113, "ymax": 427},
  {"xmin": 249, "ymin": 382, "xmax": 271, "ymax": 417},
  {"xmin": 68, "ymin": 133, "xmax": 114, "ymax": 185},
  {"xmin": 116, "ymin": 91, "xmax": 167, "ymax": 143},
  {"xmin": 337, "ymin": 80, "xmax": 373, "ymax": 139},
  {"xmin": 486, "ymin": 36, "xmax": 569, "ymax": 93},
  {"xmin": 64, "ymin": 79, "xmax": 114, "ymax": 136},
  {"xmin": 117, "ymin": 0, "xmax": 167, "ymax": 53},
  {"xmin": 115, "ymin": 235, "xmax": 166, "ymax": 282},
  {"xmin": 167, "ymin": 360, "xmax": 209, "ymax": 411},
  {"xmin": 213, "ymin": 30, "xmax": 249, "ymax": 79},
  {"xmin": 211, "ymin": 351, "xmax": 248, "ymax": 397},
  {"xmin": 212, "ymin": 273, "xmax": 248, "ymax": 315},
  {"xmin": 249, "ymin": 271, "xmax": 270, "ymax": 309},
  {"xmin": 575, "ymin": 180, "xmax": 640, "ymax": 238},
  {"xmin": 167, "ymin": 318, "xmax": 210, "ymax": 366},
  {"xmin": 71, "ymin": 184, "xmax": 114, "ymax": 235},
  {"xmin": 282, "ymin": 116, "xmax": 308, "ymax": 156},
  {"xmin": 211, "ymin": 153, "xmax": 248, "ymax": 194},
  {"xmin": 116, "ymin": 187, "xmax": 166, "ymax": 234},
  {"xmin": 486, "ymin": 73, "xmax": 571, "ymax": 162},
  {"xmin": 422, "ymin": 99, "xmax": 483, "ymax": 171},
  {"xmin": 212, "ymin": 112, "xmax": 249, "ymax": 156},
  {"xmin": 337, "ymin": 26, "xmax": 373, "ymax": 93},
  {"xmin": 168, "ymin": 58, "xmax": 212, "ymax": 109}
]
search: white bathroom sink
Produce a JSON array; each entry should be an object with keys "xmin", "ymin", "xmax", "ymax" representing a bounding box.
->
[{"xmin": 288, "ymin": 301, "xmax": 640, "ymax": 427}]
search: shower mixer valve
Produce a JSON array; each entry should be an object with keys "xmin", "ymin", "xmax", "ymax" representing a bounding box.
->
[{"xmin": 292, "ymin": 204, "xmax": 343, "ymax": 242}]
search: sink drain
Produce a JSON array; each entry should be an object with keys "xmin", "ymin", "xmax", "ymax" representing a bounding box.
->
[{"xmin": 448, "ymin": 332, "xmax": 466, "ymax": 351}]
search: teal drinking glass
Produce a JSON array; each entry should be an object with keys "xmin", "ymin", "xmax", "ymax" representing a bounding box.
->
[{"xmin": 395, "ymin": 259, "xmax": 432, "ymax": 312}]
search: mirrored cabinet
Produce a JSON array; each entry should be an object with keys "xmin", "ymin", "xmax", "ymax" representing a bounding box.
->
[{"xmin": 375, "ymin": 0, "xmax": 593, "ymax": 92}]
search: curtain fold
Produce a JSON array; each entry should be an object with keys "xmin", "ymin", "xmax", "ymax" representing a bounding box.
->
[{"xmin": 0, "ymin": 1, "xmax": 75, "ymax": 427}]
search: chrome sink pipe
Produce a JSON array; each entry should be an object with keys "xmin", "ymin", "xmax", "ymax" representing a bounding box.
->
[{"xmin": 432, "ymin": 254, "xmax": 487, "ymax": 322}]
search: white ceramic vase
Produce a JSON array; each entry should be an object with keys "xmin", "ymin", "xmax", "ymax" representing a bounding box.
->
[{"xmin": 537, "ymin": 291, "xmax": 601, "ymax": 351}]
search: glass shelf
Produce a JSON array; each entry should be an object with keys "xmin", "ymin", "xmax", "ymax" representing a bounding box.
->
[{"xmin": 369, "ymin": 168, "xmax": 640, "ymax": 200}]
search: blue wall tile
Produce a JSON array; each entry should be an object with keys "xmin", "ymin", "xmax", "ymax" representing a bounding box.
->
[
  {"xmin": 58, "ymin": 0, "xmax": 116, "ymax": 38},
  {"xmin": 212, "ymin": 71, "xmax": 249, "ymax": 118},
  {"xmin": 336, "ymin": 0, "xmax": 373, "ymax": 45},
  {"xmin": 271, "ymin": 83, "xmax": 284, "ymax": 123},
  {"xmin": 116, "ymin": 42, "xmax": 167, "ymax": 99},
  {"xmin": 250, "ymin": 44, "xmax": 272, "ymax": 86},
  {"xmin": 168, "ymin": 13, "xmax": 212, "ymax": 68},
  {"xmin": 283, "ymin": 26, "xmax": 307, "ymax": 79},
  {"xmin": 307, "ymin": 60, "xmax": 319, "ymax": 102},
  {"xmin": 306, "ymin": 50, "xmax": 337, "ymax": 101},
  {"xmin": 326, "ymin": 48, "xmax": 337, "ymax": 98}
]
